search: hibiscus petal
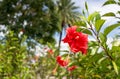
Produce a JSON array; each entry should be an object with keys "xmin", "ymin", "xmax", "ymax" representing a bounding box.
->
[{"xmin": 62, "ymin": 26, "xmax": 88, "ymax": 54}]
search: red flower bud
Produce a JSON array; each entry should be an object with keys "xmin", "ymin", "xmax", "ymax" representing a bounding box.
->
[
  {"xmin": 56, "ymin": 56, "xmax": 69, "ymax": 67},
  {"xmin": 48, "ymin": 49, "xmax": 53, "ymax": 55},
  {"xmin": 67, "ymin": 66, "xmax": 77, "ymax": 71}
]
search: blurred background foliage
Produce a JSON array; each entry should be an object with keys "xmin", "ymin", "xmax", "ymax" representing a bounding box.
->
[
  {"xmin": 0, "ymin": 0, "xmax": 120, "ymax": 79},
  {"xmin": 0, "ymin": 0, "xmax": 60, "ymax": 44}
]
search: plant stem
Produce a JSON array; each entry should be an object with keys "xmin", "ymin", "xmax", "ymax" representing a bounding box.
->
[
  {"xmin": 89, "ymin": 24, "xmax": 113, "ymax": 60},
  {"xmin": 58, "ymin": 28, "xmax": 63, "ymax": 52},
  {"xmin": 58, "ymin": 20, "xmax": 65, "ymax": 54}
]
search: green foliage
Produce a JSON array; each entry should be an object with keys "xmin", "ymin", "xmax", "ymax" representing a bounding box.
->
[
  {"xmin": 88, "ymin": 12, "xmax": 101, "ymax": 23},
  {"xmin": 95, "ymin": 19, "xmax": 105, "ymax": 32},
  {"xmin": 0, "ymin": 0, "xmax": 120, "ymax": 79},
  {"xmin": 57, "ymin": 0, "xmax": 80, "ymax": 54},
  {"xmin": 57, "ymin": 0, "xmax": 80, "ymax": 25},
  {"xmin": 74, "ymin": 20, "xmax": 86, "ymax": 27},
  {"xmin": 102, "ymin": 12, "xmax": 116, "ymax": 17},
  {"xmin": 0, "ymin": 31, "xmax": 32, "ymax": 79},
  {"xmin": 85, "ymin": 2, "xmax": 89, "ymax": 14},
  {"xmin": 103, "ymin": 0, "xmax": 116, "ymax": 6},
  {"xmin": 73, "ymin": 3, "xmax": 120, "ymax": 77},
  {"xmin": 104, "ymin": 23, "xmax": 120, "ymax": 36},
  {"xmin": 103, "ymin": 0, "xmax": 120, "ymax": 20},
  {"xmin": 112, "ymin": 60, "xmax": 119, "ymax": 75},
  {"xmin": 0, "ymin": 0, "xmax": 60, "ymax": 44},
  {"xmin": 77, "ymin": 28, "xmax": 92, "ymax": 35}
]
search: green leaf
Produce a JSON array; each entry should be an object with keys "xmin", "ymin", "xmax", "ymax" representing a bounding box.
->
[
  {"xmin": 117, "ymin": 11, "xmax": 120, "ymax": 14},
  {"xmin": 77, "ymin": 28, "xmax": 92, "ymax": 35},
  {"xmin": 76, "ymin": 28, "xmax": 81, "ymax": 32},
  {"xmin": 95, "ymin": 19, "xmax": 105, "ymax": 32},
  {"xmin": 88, "ymin": 12, "xmax": 100, "ymax": 22},
  {"xmin": 112, "ymin": 61, "xmax": 119, "ymax": 75},
  {"xmin": 21, "ymin": 35, "xmax": 27, "ymax": 43},
  {"xmin": 75, "ymin": 21, "xmax": 86, "ymax": 27},
  {"xmin": 9, "ymin": 46, "xmax": 16, "ymax": 50},
  {"xmin": 82, "ymin": 10, "xmax": 85, "ymax": 16},
  {"xmin": 104, "ymin": 23, "xmax": 120, "ymax": 36},
  {"xmin": 90, "ymin": 47, "xmax": 98, "ymax": 55},
  {"xmin": 80, "ymin": 15, "xmax": 87, "ymax": 21},
  {"xmin": 89, "ymin": 41, "xmax": 98, "ymax": 47},
  {"xmin": 95, "ymin": 13, "xmax": 101, "ymax": 21},
  {"xmin": 99, "ymin": 32, "xmax": 106, "ymax": 42},
  {"xmin": 82, "ymin": 29, "xmax": 92, "ymax": 35},
  {"xmin": 89, "ymin": 53, "xmax": 103, "ymax": 62},
  {"xmin": 99, "ymin": 32, "xmax": 107, "ymax": 46},
  {"xmin": 85, "ymin": 2, "xmax": 88, "ymax": 13},
  {"xmin": 98, "ymin": 56, "xmax": 107, "ymax": 64},
  {"xmin": 103, "ymin": 0, "xmax": 116, "ymax": 6},
  {"xmin": 111, "ymin": 46, "xmax": 120, "ymax": 52},
  {"xmin": 102, "ymin": 12, "xmax": 116, "ymax": 17}
]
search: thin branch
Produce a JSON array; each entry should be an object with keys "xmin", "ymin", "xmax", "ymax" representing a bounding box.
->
[{"xmin": 89, "ymin": 24, "xmax": 113, "ymax": 60}]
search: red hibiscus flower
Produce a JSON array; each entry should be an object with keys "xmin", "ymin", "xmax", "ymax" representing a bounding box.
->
[
  {"xmin": 48, "ymin": 49, "xmax": 53, "ymax": 55},
  {"xmin": 56, "ymin": 56, "xmax": 69, "ymax": 67},
  {"xmin": 62, "ymin": 26, "xmax": 88, "ymax": 54},
  {"xmin": 67, "ymin": 66, "xmax": 77, "ymax": 71}
]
